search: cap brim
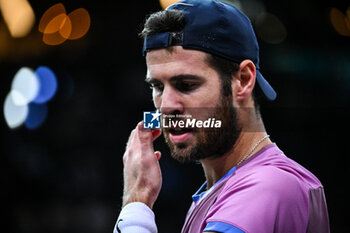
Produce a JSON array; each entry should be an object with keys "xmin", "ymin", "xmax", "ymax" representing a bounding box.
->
[{"xmin": 256, "ymin": 71, "xmax": 277, "ymax": 101}]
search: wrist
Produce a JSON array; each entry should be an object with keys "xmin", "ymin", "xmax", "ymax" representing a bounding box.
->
[
  {"xmin": 122, "ymin": 193, "xmax": 155, "ymax": 209},
  {"xmin": 115, "ymin": 202, "xmax": 157, "ymax": 233}
]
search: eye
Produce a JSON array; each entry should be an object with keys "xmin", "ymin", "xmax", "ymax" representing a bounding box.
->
[
  {"xmin": 149, "ymin": 83, "xmax": 164, "ymax": 92},
  {"xmin": 175, "ymin": 81, "xmax": 199, "ymax": 92}
]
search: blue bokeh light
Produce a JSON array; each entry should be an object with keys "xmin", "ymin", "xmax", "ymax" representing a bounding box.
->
[
  {"xmin": 25, "ymin": 103, "xmax": 48, "ymax": 130},
  {"xmin": 33, "ymin": 66, "xmax": 58, "ymax": 104}
]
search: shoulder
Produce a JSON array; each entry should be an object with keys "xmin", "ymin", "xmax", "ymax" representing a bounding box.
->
[
  {"xmin": 225, "ymin": 165, "xmax": 309, "ymax": 197},
  {"xmin": 205, "ymin": 166, "xmax": 310, "ymax": 232},
  {"xmin": 223, "ymin": 148, "xmax": 324, "ymax": 198},
  {"xmin": 212, "ymin": 165, "xmax": 310, "ymax": 220}
]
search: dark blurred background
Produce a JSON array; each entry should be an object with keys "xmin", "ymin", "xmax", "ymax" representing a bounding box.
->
[{"xmin": 1, "ymin": 0, "xmax": 348, "ymax": 232}]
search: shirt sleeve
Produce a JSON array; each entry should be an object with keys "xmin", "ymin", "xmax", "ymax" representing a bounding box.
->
[
  {"xmin": 203, "ymin": 221, "xmax": 245, "ymax": 233},
  {"xmin": 205, "ymin": 166, "xmax": 310, "ymax": 233}
]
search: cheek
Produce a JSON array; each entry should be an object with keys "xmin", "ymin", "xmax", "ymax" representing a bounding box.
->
[
  {"xmin": 192, "ymin": 89, "xmax": 221, "ymax": 109},
  {"xmin": 153, "ymin": 92, "xmax": 161, "ymax": 109}
]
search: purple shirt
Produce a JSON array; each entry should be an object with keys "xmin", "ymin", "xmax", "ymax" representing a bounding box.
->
[{"xmin": 181, "ymin": 143, "xmax": 330, "ymax": 233}]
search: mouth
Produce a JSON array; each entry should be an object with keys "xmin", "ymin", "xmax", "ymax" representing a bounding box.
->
[{"xmin": 168, "ymin": 128, "xmax": 193, "ymax": 143}]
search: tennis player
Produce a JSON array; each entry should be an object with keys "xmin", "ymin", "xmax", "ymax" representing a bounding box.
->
[{"xmin": 115, "ymin": 0, "xmax": 330, "ymax": 232}]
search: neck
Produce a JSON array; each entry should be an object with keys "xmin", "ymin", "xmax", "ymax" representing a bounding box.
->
[{"xmin": 200, "ymin": 115, "xmax": 271, "ymax": 189}]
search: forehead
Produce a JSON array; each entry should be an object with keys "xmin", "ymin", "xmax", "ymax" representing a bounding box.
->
[
  {"xmin": 146, "ymin": 46, "xmax": 207, "ymax": 65},
  {"xmin": 146, "ymin": 46, "xmax": 216, "ymax": 79}
]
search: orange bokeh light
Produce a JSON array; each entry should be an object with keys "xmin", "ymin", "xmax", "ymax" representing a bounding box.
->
[
  {"xmin": 42, "ymin": 31, "xmax": 66, "ymax": 46},
  {"xmin": 66, "ymin": 8, "xmax": 91, "ymax": 40},
  {"xmin": 43, "ymin": 13, "xmax": 67, "ymax": 34},
  {"xmin": 42, "ymin": 14, "xmax": 72, "ymax": 45},
  {"xmin": 330, "ymin": 8, "xmax": 350, "ymax": 37},
  {"xmin": 38, "ymin": 3, "xmax": 66, "ymax": 33},
  {"xmin": 159, "ymin": 0, "xmax": 181, "ymax": 9},
  {"xmin": 0, "ymin": 0, "xmax": 35, "ymax": 38},
  {"xmin": 38, "ymin": 3, "xmax": 91, "ymax": 45},
  {"xmin": 59, "ymin": 16, "xmax": 72, "ymax": 39}
]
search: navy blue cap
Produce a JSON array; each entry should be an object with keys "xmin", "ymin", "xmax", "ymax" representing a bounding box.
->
[{"xmin": 143, "ymin": 0, "xmax": 276, "ymax": 101}]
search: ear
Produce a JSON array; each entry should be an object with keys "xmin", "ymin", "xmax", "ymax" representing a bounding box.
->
[{"xmin": 232, "ymin": 59, "xmax": 256, "ymax": 101}]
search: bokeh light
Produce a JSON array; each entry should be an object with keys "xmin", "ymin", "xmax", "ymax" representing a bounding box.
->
[
  {"xmin": 239, "ymin": 0, "xmax": 265, "ymax": 21},
  {"xmin": 221, "ymin": 0, "xmax": 243, "ymax": 12},
  {"xmin": 43, "ymin": 27, "xmax": 70, "ymax": 46},
  {"xmin": 0, "ymin": 0, "xmax": 35, "ymax": 37},
  {"xmin": 42, "ymin": 13, "xmax": 71, "ymax": 45},
  {"xmin": 38, "ymin": 3, "xmax": 66, "ymax": 32},
  {"xmin": 66, "ymin": 8, "xmax": 91, "ymax": 40},
  {"xmin": 39, "ymin": 4, "xmax": 91, "ymax": 45},
  {"xmin": 255, "ymin": 12, "xmax": 287, "ymax": 44},
  {"xmin": 11, "ymin": 67, "xmax": 39, "ymax": 106},
  {"xmin": 43, "ymin": 13, "xmax": 69, "ymax": 34},
  {"xmin": 33, "ymin": 66, "xmax": 58, "ymax": 104},
  {"xmin": 4, "ymin": 92, "xmax": 29, "ymax": 129},
  {"xmin": 330, "ymin": 8, "xmax": 350, "ymax": 37},
  {"xmin": 25, "ymin": 103, "xmax": 48, "ymax": 130},
  {"xmin": 4, "ymin": 66, "xmax": 58, "ymax": 129},
  {"xmin": 59, "ymin": 15, "xmax": 73, "ymax": 39},
  {"xmin": 159, "ymin": 0, "xmax": 181, "ymax": 9}
]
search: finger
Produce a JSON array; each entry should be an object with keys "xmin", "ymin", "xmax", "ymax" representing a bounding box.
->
[
  {"xmin": 128, "ymin": 121, "xmax": 144, "ymax": 148},
  {"xmin": 135, "ymin": 121, "xmax": 154, "ymax": 153},
  {"xmin": 126, "ymin": 128, "xmax": 136, "ymax": 149},
  {"xmin": 137, "ymin": 121, "xmax": 153, "ymax": 142},
  {"xmin": 139, "ymin": 121, "xmax": 151, "ymax": 132},
  {"xmin": 154, "ymin": 151, "xmax": 162, "ymax": 160},
  {"xmin": 152, "ymin": 129, "xmax": 162, "ymax": 141},
  {"xmin": 138, "ymin": 121, "xmax": 161, "ymax": 141}
]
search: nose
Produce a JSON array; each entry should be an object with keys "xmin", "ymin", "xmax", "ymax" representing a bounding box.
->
[{"xmin": 159, "ymin": 85, "xmax": 184, "ymax": 115}]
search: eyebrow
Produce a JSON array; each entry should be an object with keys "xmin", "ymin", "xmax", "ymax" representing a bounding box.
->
[
  {"xmin": 145, "ymin": 76, "xmax": 158, "ymax": 84},
  {"xmin": 145, "ymin": 74, "xmax": 205, "ymax": 84}
]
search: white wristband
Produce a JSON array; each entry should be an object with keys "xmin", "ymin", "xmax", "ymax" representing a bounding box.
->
[{"xmin": 114, "ymin": 202, "xmax": 158, "ymax": 233}]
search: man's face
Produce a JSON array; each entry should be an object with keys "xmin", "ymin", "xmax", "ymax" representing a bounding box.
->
[{"xmin": 146, "ymin": 46, "xmax": 241, "ymax": 163}]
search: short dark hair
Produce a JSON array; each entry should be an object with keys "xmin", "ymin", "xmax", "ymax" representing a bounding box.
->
[
  {"xmin": 140, "ymin": 9, "xmax": 260, "ymax": 111},
  {"xmin": 140, "ymin": 10, "xmax": 186, "ymax": 37}
]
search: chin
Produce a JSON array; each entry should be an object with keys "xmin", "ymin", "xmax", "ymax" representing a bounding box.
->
[{"xmin": 168, "ymin": 142, "xmax": 196, "ymax": 163}]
